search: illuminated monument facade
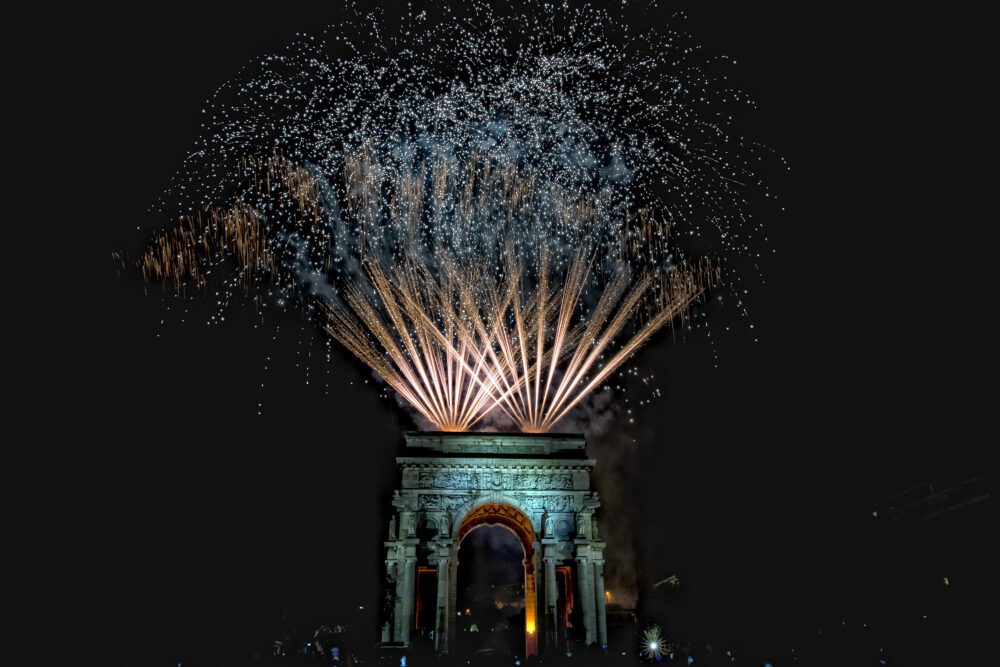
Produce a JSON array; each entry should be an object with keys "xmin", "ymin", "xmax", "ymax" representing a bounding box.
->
[{"xmin": 382, "ymin": 432, "xmax": 607, "ymax": 658}]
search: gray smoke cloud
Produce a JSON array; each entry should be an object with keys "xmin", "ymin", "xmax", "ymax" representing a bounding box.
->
[{"xmin": 560, "ymin": 387, "xmax": 640, "ymax": 609}]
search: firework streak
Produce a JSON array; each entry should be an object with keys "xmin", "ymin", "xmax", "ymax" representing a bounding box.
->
[{"xmin": 133, "ymin": 2, "xmax": 765, "ymax": 432}]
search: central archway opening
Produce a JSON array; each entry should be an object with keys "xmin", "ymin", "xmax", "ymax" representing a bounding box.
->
[
  {"xmin": 453, "ymin": 502, "xmax": 539, "ymax": 660},
  {"xmin": 456, "ymin": 525, "xmax": 526, "ymax": 659}
]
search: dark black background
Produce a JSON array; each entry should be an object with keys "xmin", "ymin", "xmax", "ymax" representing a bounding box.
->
[{"xmin": 5, "ymin": 1, "xmax": 998, "ymax": 665}]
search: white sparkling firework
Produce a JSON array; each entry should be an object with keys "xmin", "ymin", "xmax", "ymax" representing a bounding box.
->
[
  {"xmin": 134, "ymin": 1, "xmax": 772, "ymax": 431},
  {"xmin": 642, "ymin": 624, "xmax": 666, "ymax": 660}
]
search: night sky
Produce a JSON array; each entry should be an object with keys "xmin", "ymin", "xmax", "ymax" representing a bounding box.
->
[{"xmin": 6, "ymin": 1, "xmax": 998, "ymax": 666}]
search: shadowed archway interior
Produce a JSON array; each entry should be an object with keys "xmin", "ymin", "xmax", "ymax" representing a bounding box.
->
[
  {"xmin": 456, "ymin": 502, "xmax": 538, "ymax": 657},
  {"xmin": 455, "ymin": 524, "xmax": 527, "ymax": 657}
]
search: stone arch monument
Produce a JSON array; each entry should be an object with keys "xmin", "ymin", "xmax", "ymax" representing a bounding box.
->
[{"xmin": 381, "ymin": 432, "xmax": 607, "ymax": 658}]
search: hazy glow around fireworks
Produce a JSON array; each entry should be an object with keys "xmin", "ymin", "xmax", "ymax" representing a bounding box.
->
[{"xmin": 131, "ymin": 1, "xmax": 769, "ymax": 432}]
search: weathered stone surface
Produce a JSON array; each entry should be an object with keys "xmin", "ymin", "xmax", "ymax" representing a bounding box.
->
[
  {"xmin": 382, "ymin": 432, "xmax": 607, "ymax": 656},
  {"xmin": 416, "ymin": 469, "xmax": 574, "ymax": 490}
]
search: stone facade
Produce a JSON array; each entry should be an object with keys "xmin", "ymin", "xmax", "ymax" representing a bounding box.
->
[{"xmin": 381, "ymin": 432, "xmax": 607, "ymax": 657}]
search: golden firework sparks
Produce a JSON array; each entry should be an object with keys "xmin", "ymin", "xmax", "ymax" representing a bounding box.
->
[{"xmin": 138, "ymin": 150, "xmax": 717, "ymax": 432}]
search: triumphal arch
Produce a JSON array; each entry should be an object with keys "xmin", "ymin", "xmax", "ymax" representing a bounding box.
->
[{"xmin": 381, "ymin": 432, "xmax": 607, "ymax": 658}]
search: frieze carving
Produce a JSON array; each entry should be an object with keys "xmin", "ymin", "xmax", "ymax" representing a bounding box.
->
[
  {"xmin": 418, "ymin": 494, "xmax": 473, "ymax": 511},
  {"xmin": 417, "ymin": 470, "xmax": 573, "ymax": 491},
  {"xmin": 415, "ymin": 491, "xmax": 575, "ymax": 514},
  {"xmin": 512, "ymin": 494, "xmax": 576, "ymax": 512}
]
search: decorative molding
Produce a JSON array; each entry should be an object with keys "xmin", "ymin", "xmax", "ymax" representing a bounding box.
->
[
  {"xmin": 418, "ymin": 494, "xmax": 473, "ymax": 511},
  {"xmin": 416, "ymin": 469, "xmax": 574, "ymax": 490},
  {"xmin": 404, "ymin": 431, "xmax": 586, "ymax": 456}
]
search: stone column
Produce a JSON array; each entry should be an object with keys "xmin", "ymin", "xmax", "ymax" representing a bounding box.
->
[
  {"xmin": 533, "ymin": 543, "xmax": 544, "ymax": 652},
  {"xmin": 576, "ymin": 554, "xmax": 596, "ymax": 645},
  {"xmin": 393, "ymin": 550, "xmax": 405, "ymax": 640},
  {"xmin": 434, "ymin": 553, "xmax": 450, "ymax": 653},
  {"xmin": 399, "ymin": 556, "xmax": 417, "ymax": 644},
  {"xmin": 447, "ymin": 544, "xmax": 458, "ymax": 650},
  {"xmin": 523, "ymin": 555, "xmax": 538, "ymax": 658},
  {"xmin": 593, "ymin": 559, "xmax": 607, "ymax": 646},
  {"xmin": 544, "ymin": 553, "xmax": 559, "ymax": 651},
  {"xmin": 382, "ymin": 560, "xmax": 397, "ymax": 642}
]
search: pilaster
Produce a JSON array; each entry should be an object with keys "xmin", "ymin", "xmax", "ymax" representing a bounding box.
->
[
  {"xmin": 399, "ymin": 551, "xmax": 417, "ymax": 644},
  {"xmin": 543, "ymin": 547, "xmax": 559, "ymax": 651},
  {"xmin": 434, "ymin": 547, "xmax": 450, "ymax": 652},
  {"xmin": 593, "ymin": 556, "xmax": 607, "ymax": 646}
]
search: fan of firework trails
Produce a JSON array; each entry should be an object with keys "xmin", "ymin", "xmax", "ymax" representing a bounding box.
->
[{"xmin": 133, "ymin": 1, "xmax": 767, "ymax": 432}]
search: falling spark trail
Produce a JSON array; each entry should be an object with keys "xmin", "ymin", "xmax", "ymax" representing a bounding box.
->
[{"xmin": 128, "ymin": 1, "xmax": 769, "ymax": 432}]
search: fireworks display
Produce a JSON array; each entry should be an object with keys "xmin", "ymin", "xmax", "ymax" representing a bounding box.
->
[
  {"xmin": 132, "ymin": 1, "xmax": 768, "ymax": 432},
  {"xmin": 641, "ymin": 624, "xmax": 666, "ymax": 660}
]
